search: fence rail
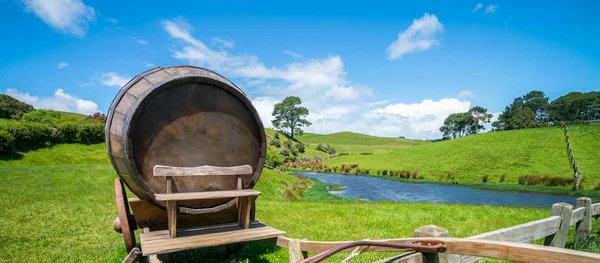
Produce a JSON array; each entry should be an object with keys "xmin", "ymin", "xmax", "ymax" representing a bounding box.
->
[{"xmin": 284, "ymin": 197, "xmax": 600, "ymax": 263}]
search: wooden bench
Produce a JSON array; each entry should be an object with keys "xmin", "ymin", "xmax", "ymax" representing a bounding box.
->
[{"xmin": 153, "ymin": 164, "xmax": 261, "ymax": 238}]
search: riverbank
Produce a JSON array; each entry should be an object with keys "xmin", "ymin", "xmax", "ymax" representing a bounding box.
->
[{"xmin": 287, "ymin": 168, "xmax": 600, "ymax": 197}]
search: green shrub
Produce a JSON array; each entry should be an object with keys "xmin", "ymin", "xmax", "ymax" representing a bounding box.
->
[
  {"xmin": 284, "ymin": 139, "xmax": 293, "ymax": 149},
  {"xmin": 56, "ymin": 122, "xmax": 79, "ymax": 143},
  {"xmin": 0, "ymin": 121, "xmax": 54, "ymax": 149},
  {"xmin": 482, "ymin": 174, "xmax": 490, "ymax": 183},
  {"xmin": 317, "ymin": 143, "xmax": 330, "ymax": 153},
  {"xmin": 500, "ymin": 175, "xmax": 506, "ymax": 183},
  {"xmin": 280, "ymin": 148, "xmax": 290, "ymax": 156},
  {"xmin": 274, "ymin": 132, "xmax": 279, "ymax": 139},
  {"xmin": 76, "ymin": 123, "xmax": 104, "ymax": 144},
  {"xmin": 0, "ymin": 130, "xmax": 15, "ymax": 153},
  {"xmin": 266, "ymin": 148, "xmax": 283, "ymax": 167},
  {"xmin": 0, "ymin": 119, "xmax": 105, "ymax": 153},
  {"xmin": 270, "ymin": 138, "xmax": 281, "ymax": 147},
  {"xmin": 295, "ymin": 143, "xmax": 305, "ymax": 153}
]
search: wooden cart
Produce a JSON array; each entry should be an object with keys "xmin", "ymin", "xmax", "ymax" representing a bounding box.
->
[{"xmin": 113, "ymin": 164, "xmax": 285, "ymax": 262}]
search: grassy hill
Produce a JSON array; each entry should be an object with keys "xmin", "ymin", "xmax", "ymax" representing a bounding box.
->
[
  {"xmin": 266, "ymin": 128, "xmax": 428, "ymax": 156},
  {"xmin": 325, "ymin": 124, "xmax": 600, "ymax": 188},
  {"xmin": 0, "ymin": 144, "xmax": 559, "ymax": 262}
]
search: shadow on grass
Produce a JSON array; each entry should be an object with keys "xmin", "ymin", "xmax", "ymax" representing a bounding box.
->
[
  {"xmin": 143, "ymin": 241, "xmax": 282, "ymax": 263},
  {"xmin": 0, "ymin": 151, "xmax": 24, "ymax": 161}
]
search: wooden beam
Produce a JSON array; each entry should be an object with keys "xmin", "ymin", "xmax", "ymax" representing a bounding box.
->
[
  {"xmin": 544, "ymin": 203, "xmax": 573, "ymax": 248},
  {"xmin": 155, "ymin": 189, "xmax": 261, "ymax": 201},
  {"xmin": 576, "ymin": 197, "xmax": 592, "ymax": 243},
  {"xmin": 153, "ymin": 164, "xmax": 253, "ymax": 177},
  {"xmin": 467, "ymin": 216, "xmax": 560, "ymax": 243}
]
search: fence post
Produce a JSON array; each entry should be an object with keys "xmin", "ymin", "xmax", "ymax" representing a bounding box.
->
[
  {"xmin": 576, "ymin": 197, "xmax": 592, "ymax": 243},
  {"xmin": 288, "ymin": 239, "xmax": 304, "ymax": 263},
  {"xmin": 412, "ymin": 225, "xmax": 455, "ymax": 263},
  {"xmin": 544, "ymin": 202, "xmax": 573, "ymax": 248}
]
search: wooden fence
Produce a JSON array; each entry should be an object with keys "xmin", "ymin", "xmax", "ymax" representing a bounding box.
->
[
  {"xmin": 283, "ymin": 197, "xmax": 600, "ymax": 263},
  {"xmin": 447, "ymin": 197, "xmax": 598, "ymax": 263}
]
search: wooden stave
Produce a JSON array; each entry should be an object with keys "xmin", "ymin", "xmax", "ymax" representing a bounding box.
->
[{"xmin": 105, "ymin": 66, "xmax": 266, "ymax": 215}]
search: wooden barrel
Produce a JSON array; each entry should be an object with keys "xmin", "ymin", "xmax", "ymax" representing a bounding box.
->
[{"xmin": 106, "ymin": 66, "xmax": 266, "ymax": 215}]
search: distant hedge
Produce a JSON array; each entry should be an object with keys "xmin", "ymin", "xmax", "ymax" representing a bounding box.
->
[{"xmin": 0, "ymin": 120, "xmax": 104, "ymax": 153}]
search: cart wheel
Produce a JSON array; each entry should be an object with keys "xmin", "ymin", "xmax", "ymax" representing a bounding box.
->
[{"xmin": 115, "ymin": 178, "xmax": 137, "ymax": 253}]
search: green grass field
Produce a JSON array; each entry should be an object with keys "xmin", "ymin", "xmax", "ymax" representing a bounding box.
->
[
  {"xmin": 266, "ymin": 128, "xmax": 429, "ymax": 157},
  {"xmin": 3, "ymin": 144, "xmax": 590, "ymax": 262},
  {"xmin": 324, "ymin": 124, "xmax": 600, "ymax": 188}
]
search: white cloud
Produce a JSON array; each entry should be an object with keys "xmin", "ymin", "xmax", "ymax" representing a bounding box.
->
[
  {"xmin": 21, "ymin": 0, "xmax": 96, "ymax": 36},
  {"xmin": 360, "ymin": 98, "xmax": 472, "ymax": 138},
  {"xmin": 4, "ymin": 88, "xmax": 98, "ymax": 114},
  {"xmin": 251, "ymin": 97, "xmax": 279, "ymax": 128},
  {"xmin": 485, "ymin": 5, "xmax": 499, "ymax": 15},
  {"xmin": 144, "ymin": 61, "xmax": 155, "ymax": 67},
  {"xmin": 387, "ymin": 13, "xmax": 444, "ymax": 60},
  {"xmin": 457, "ymin": 90, "xmax": 475, "ymax": 99},
  {"xmin": 100, "ymin": 72, "xmax": 130, "ymax": 87},
  {"xmin": 473, "ymin": 3, "xmax": 483, "ymax": 12},
  {"xmin": 131, "ymin": 37, "xmax": 148, "ymax": 45},
  {"xmin": 162, "ymin": 17, "xmax": 472, "ymax": 139},
  {"xmin": 211, "ymin": 37, "xmax": 234, "ymax": 48},
  {"xmin": 283, "ymin": 50, "xmax": 303, "ymax": 60},
  {"xmin": 57, "ymin": 62, "xmax": 69, "ymax": 69},
  {"xmin": 105, "ymin": 18, "xmax": 118, "ymax": 24}
]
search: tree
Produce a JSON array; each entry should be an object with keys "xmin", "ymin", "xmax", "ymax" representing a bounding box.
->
[
  {"xmin": 511, "ymin": 108, "xmax": 536, "ymax": 129},
  {"xmin": 493, "ymin": 90, "xmax": 549, "ymax": 130},
  {"xmin": 548, "ymin": 91, "xmax": 600, "ymax": 122},
  {"xmin": 271, "ymin": 96, "xmax": 311, "ymax": 140},
  {"xmin": 440, "ymin": 106, "xmax": 492, "ymax": 139},
  {"xmin": 522, "ymin": 90, "xmax": 549, "ymax": 122},
  {"xmin": 0, "ymin": 94, "xmax": 34, "ymax": 119},
  {"xmin": 468, "ymin": 106, "xmax": 493, "ymax": 134}
]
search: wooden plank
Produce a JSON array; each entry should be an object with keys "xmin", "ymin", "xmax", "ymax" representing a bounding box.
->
[
  {"xmin": 571, "ymin": 207, "xmax": 586, "ymax": 225},
  {"xmin": 276, "ymin": 237, "xmax": 600, "ymax": 263},
  {"xmin": 544, "ymin": 203, "xmax": 573, "ymax": 248},
  {"xmin": 468, "ymin": 216, "xmax": 561, "ymax": 242},
  {"xmin": 592, "ymin": 203, "xmax": 600, "ymax": 217},
  {"xmin": 155, "ymin": 189, "xmax": 260, "ymax": 201},
  {"xmin": 140, "ymin": 223, "xmax": 285, "ymax": 256},
  {"xmin": 153, "ymin": 164, "xmax": 253, "ymax": 177}
]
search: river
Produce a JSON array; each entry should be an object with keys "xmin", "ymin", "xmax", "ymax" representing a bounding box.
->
[{"xmin": 298, "ymin": 172, "xmax": 593, "ymax": 207}]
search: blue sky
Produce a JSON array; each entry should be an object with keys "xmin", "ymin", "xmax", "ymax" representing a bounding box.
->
[{"xmin": 1, "ymin": 0, "xmax": 599, "ymax": 139}]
